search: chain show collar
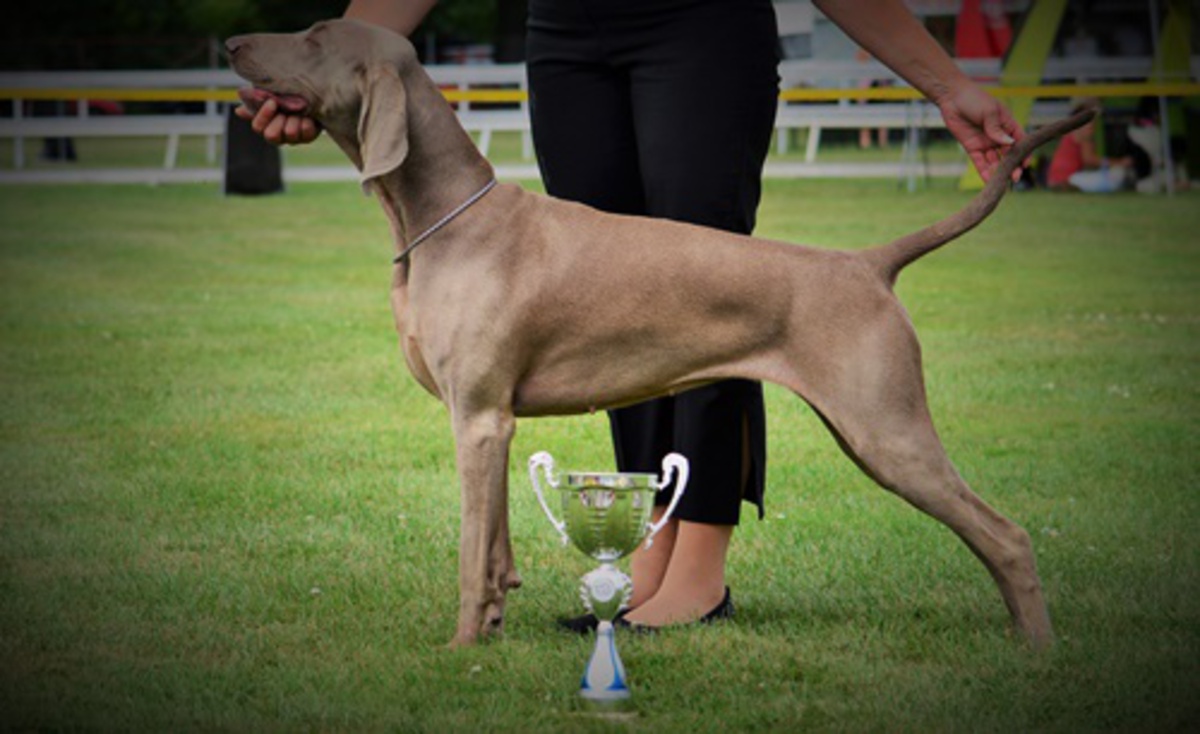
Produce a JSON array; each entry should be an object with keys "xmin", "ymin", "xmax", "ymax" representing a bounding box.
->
[{"xmin": 393, "ymin": 178, "xmax": 498, "ymax": 264}]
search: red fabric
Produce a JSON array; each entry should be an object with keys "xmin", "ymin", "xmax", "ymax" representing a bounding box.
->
[
  {"xmin": 1047, "ymin": 134, "xmax": 1083, "ymax": 186},
  {"xmin": 982, "ymin": 0, "xmax": 1012, "ymax": 55},
  {"xmin": 955, "ymin": 0, "xmax": 1012, "ymax": 59}
]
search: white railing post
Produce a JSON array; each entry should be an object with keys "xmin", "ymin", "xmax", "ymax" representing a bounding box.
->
[{"xmin": 13, "ymin": 98, "xmax": 24, "ymax": 169}]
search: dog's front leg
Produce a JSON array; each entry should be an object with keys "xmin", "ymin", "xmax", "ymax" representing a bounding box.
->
[{"xmin": 450, "ymin": 405, "xmax": 518, "ymax": 646}]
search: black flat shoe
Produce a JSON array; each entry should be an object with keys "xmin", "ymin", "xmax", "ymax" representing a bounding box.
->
[
  {"xmin": 555, "ymin": 610, "xmax": 631, "ymax": 635},
  {"xmin": 615, "ymin": 587, "xmax": 734, "ymax": 633},
  {"xmin": 556, "ymin": 612, "xmax": 600, "ymax": 635},
  {"xmin": 699, "ymin": 586, "xmax": 735, "ymax": 623}
]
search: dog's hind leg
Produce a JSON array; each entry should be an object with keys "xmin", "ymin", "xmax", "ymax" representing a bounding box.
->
[{"xmin": 795, "ymin": 317, "xmax": 1053, "ymax": 648}]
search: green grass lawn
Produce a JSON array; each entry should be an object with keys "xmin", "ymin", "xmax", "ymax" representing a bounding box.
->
[
  {"xmin": 0, "ymin": 128, "xmax": 969, "ymax": 171},
  {"xmin": 1, "ymin": 178, "xmax": 1198, "ymax": 731}
]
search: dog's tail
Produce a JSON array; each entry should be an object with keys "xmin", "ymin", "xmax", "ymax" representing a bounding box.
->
[{"xmin": 863, "ymin": 104, "xmax": 1097, "ymax": 286}]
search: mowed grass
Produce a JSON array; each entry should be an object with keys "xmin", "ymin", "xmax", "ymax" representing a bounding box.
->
[
  {"xmin": 0, "ymin": 127, "xmax": 965, "ymax": 171},
  {"xmin": 1, "ymin": 177, "xmax": 1198, "ymax": 732}
]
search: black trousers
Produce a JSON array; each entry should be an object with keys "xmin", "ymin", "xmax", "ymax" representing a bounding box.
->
[{"xmin": 527, "ymin": 0, "xmax": 780, "ymax": 524}]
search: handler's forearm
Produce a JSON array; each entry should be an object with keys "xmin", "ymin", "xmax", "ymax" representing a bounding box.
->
[
  {"xmin": 344, "ymin": 0, "xmax": 437, "ymax": 37},
  {"xmin": 813, "ymin": 0, "xmax": 972, "ymax": 104}
]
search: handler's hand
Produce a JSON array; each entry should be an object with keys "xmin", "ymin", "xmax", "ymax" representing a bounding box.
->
[
  {"xmin": 936, "ymin": 82, "xmax": 1024, "ymax": 182},
  {"xmin": 234, "ymin": 88, "xmax": 322, "ymax": 146}
]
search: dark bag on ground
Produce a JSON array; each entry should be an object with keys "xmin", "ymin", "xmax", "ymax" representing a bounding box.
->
[{"xmin": 223, "ymin": 107, "xmax": 283, "ymax": 195}]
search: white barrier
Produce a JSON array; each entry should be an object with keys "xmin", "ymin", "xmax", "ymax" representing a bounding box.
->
[
  {"xmin": 1, "ymin": 55, "xmax": 1196, "ymax": 182},
  {"xmin": 0, "ymin": 65, "xmax": 530, "ymax": 171},
  {"xmin": 771, "ymin": 55, "xmax": 1199, "ymax": 159},
  {"xmin": 772, "ymin": 100, "xmax": 1077, "ymax": 161}
]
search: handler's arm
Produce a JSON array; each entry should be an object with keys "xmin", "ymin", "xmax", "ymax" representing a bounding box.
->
[
  {"xmin": 344, "ymin": 0, "xmax": 438, "ymax": 37},
  {"xmin": 813, "ymin": 0, "xmax": 1022, "ymax": 180},
  {"xmin": 813, "ymin": 0, "xmax": 970, "ymax": 104}
]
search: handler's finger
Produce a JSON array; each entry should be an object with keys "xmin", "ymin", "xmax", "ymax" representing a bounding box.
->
[
  {"xmin": 971, "ymin": 150, "xmax": 993, "ymax": 182},
  {"xmin": 250, "ymin": 97, "xmax": 277, "ymax": 135},
  {"xmin": 999, "ymin": 115, "xmax": 1028, "ymax": 181},
  {"xmin": 984, "ymin": 112, "xmax": 1016, "ymax": 148},
  {"xmin": 263, "ymin": 111, "xmax": 287, "ymax": 145},
  {"xmin": 297, "ymin": 118, "xmax": 320, "ymax": 143},
  {"xmin": 283, "ymin": 115, "xmax": 304, "ymax": 144},
  {"xmin": 990, "ymin": 149, "xmax": 1019, "ymax": 183}
]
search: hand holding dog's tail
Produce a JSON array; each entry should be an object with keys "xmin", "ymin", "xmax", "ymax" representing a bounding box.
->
[{"xmin": 866, "ymin": 104, "xmax": 1099, "ymax": 285}]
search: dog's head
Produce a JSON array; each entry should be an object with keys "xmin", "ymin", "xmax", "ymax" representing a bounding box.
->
[{"xmin": 225, "ymin": 19, "xmax": 414, "ymax": 183}]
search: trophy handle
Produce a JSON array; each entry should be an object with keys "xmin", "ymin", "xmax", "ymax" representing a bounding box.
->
[
  {"xmin": 529, "ymin": 451, "xmax": 570, "ymax": 546},
  {"xmin": 645, "ymin": 452, "xmax": 689, "ymax": 549}
]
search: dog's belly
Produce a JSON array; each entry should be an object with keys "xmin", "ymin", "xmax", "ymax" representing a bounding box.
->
[
  {"xmin": 510, "ymin": 343, "xmax": 779, "ymax": 417},
  {"xmin": 512, "ymin": 373, "xmax": 721, "ymax": 417}
]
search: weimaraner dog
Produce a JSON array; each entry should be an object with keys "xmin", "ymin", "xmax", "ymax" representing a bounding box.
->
[{"xmin": 227, "ymin": 18, "xmax": 1091, "ymax": 648}]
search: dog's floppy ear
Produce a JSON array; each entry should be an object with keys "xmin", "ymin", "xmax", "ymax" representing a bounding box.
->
[{"xmin": 358, "ymin": 64, "xmax": 409, "ymax": 188}]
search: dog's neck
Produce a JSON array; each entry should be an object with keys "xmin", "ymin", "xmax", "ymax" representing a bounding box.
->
[{"xmin": 351, "ymin": 63, "xmax": 495, "ymax": 263}]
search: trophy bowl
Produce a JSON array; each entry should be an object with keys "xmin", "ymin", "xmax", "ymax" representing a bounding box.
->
[
  {"xmin": 529, "ymin": 451, "xmax": 689, "ymax": 702},
  {"xmin": 559, "ymin": 471, "xmax": 658, "ymax": 564}
]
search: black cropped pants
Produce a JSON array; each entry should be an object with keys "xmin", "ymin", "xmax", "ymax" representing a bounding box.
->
[{"xmin": 526, "ymin": 0, "xmax": 780, "ymax": 525}]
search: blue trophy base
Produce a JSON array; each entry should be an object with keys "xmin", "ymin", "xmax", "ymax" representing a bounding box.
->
[{"xmin": 579, "ymin": 621, "xmax": 630, "ymax": 702}]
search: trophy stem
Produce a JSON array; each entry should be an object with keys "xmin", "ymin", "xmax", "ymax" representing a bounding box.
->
[{"xmin": 580, "ymin": 621, "xmax": 630, "ymax": 702}]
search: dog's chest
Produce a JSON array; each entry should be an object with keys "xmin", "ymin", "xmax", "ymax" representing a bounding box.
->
[
  {"xmin": 401, "ymin": 335, "xmax": 441, "ymax": 399},
  {"xmin": 391, "ymin": 286, "xmax": 441, "ymax": 400}
]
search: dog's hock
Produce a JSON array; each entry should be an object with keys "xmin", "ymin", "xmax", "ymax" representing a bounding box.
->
[{"xmin": 358, "ymin": 64, "xmax": 410, "ymax": 189}]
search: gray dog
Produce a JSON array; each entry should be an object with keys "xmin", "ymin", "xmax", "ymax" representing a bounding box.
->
[{"xmin": 227, "ymin": 18, "xmax": 1091, "ymax": 647}]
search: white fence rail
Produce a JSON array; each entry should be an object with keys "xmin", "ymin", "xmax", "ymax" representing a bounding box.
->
[
  {"xmin": 0, "ymin": 65, "xmax": 530, "ymax": 173},
  {"xmin": 1, "ymin": 55, "xmax": 1196, "ymax": 183}
]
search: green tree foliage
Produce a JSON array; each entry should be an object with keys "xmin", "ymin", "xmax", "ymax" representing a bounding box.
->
[{"xmin": 2, "ymin": 0, "xmax": 501, "ymax": 69}]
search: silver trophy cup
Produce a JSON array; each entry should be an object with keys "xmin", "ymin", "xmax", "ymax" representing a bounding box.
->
[{"xmin": 529, "ymin": 451, "xmax": 689, "ymax": 702}]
